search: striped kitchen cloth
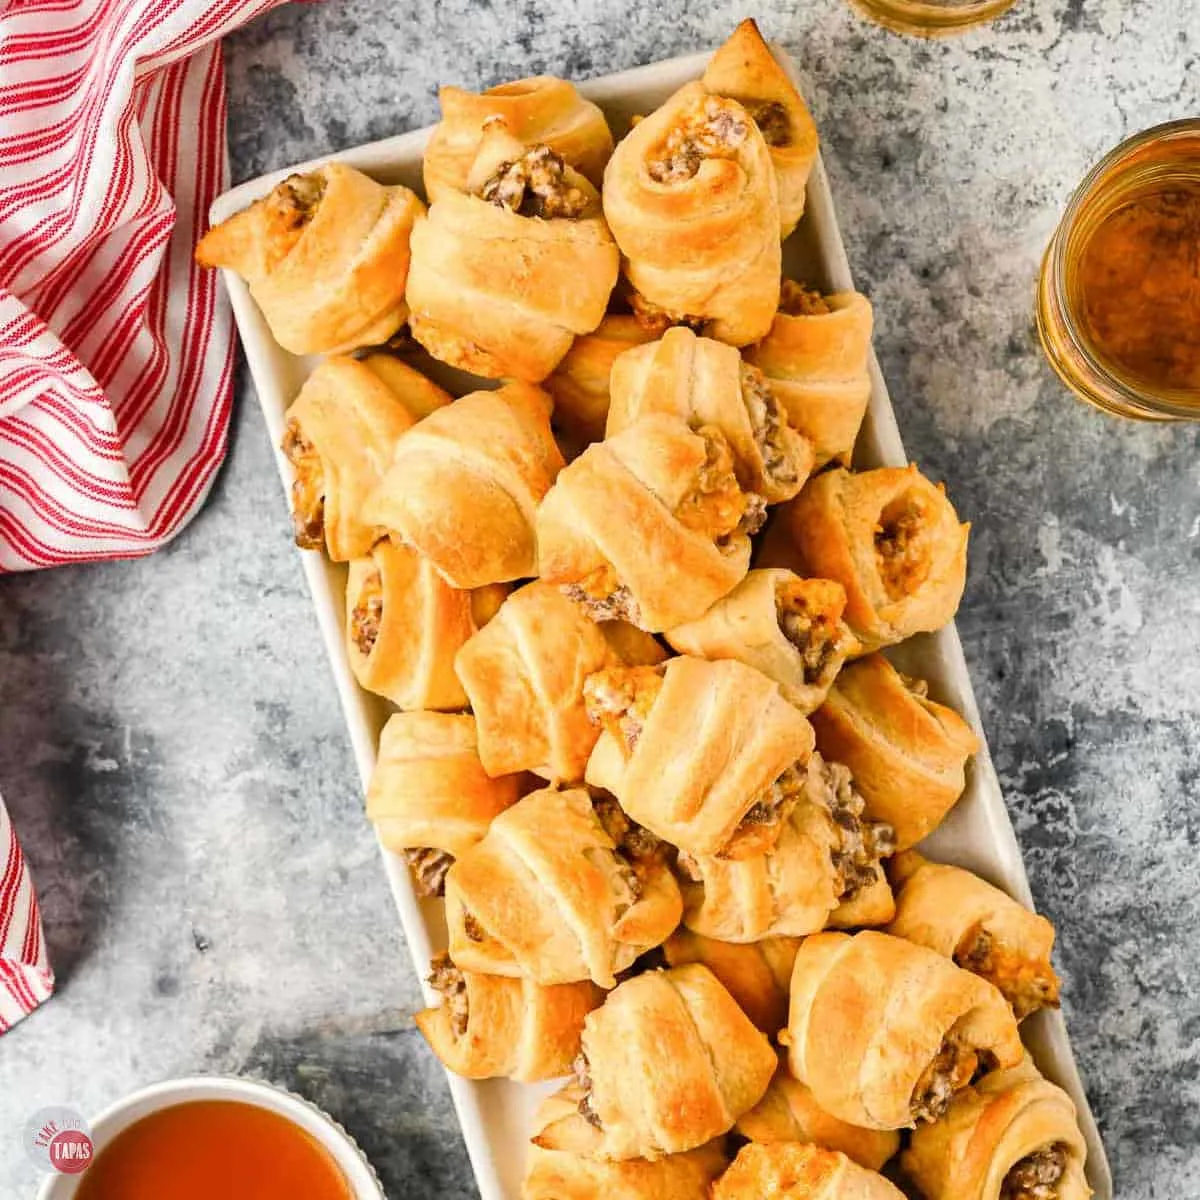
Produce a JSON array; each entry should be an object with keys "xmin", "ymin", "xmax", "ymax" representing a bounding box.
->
[{"xmin": 0, "ymin": 0, "xmax": 293, "ymax": 1027}]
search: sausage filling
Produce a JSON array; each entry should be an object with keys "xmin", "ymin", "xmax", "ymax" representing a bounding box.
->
[
  {"xmin": 573, "ymin": 1052, "xmax": 602, "ymax": 1127},
  {"xmin": 1001, "ymin": 1143, "xmax": 1070, "ymax": 1200},
  {"xmin": 262, "ymin": 171, "xmax": 327, "ymax": 267},
  {"xmin": 647, "ymin": 94, "xmax": 750, "ymax": 183},
  {"xmin": 875, "ymin": 491, "xmax": 934, "ymax": 598},
  {"xmin": 677, "ymin": 427, "xmax": 767, "ymax": 548},
  {"xmin": 741, "ymin": 362, "xmax": 800, "ymax": 489},
  {"xmin": 779, "ymin": 279, "xmax": 833, "ymax": 316},
  {"xmin": 280, "ymin": 418, "xmax": 325, "ymax": 550},
  {"xmin": 776, "ymin": 583, "xmax": 844, "ymax": 686},
  {"xmin": 584, "ymin": 666, "xmax": 666, "ymax": 753},
  {"xmin": 350, "ymin": 568, "xmax": 383, "ymax": 657},
  {"xmin": 910, "ymin": 1034, "xmax": 982, "ymax": 1124},
  {"xmin": 593, "ymin": 794, "xmax": 667, "ymax": 866},
  {"xmin": 461, "ymin": 909, "xmax": 486, "ymax": 943},
  {"xmin": 427, "ymin": 951, "xmax": 469, "ymax": 1037},
  {"xmin": 736, "ymin": 762, "xmax": 808, "ymax": 844},
  {"xmin": 479, "ymin": 144, "xmax": 590, "ymax": 219},
  {"xmin": 563, "ymin": 571, "xmax": 641, "ymax": 625},
  {"xmin": 956, "ymin": 924, "xmax": 1062, "ymax": 1020},
  {"xmin": 745, "ymin": 99, "xmax": 792, "ymax": 147},
  {"xmin": 627, "ymin": 288, "xmax": 706, "ymax": 334},
  {"xmin": 404, "ymin": 847, "xmax": 454, "ymax": 898}
]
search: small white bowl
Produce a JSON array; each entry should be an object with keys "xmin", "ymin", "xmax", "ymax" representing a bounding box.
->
[{"xmin": 36, "ymin": 1075, "xmax": 385, "ymax": 1199}]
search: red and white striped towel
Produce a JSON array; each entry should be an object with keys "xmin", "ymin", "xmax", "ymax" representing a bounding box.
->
[{"xmin": 0, "ymin": 0, "xmax": 290, "ymax": 1026}]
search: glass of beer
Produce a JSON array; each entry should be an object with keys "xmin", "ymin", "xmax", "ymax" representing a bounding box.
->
[{"xmin": 847, "ymin": 0, "xmax": 1017, "ymax": 36}]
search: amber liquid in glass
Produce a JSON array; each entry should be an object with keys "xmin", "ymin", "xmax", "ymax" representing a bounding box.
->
[{"xmin": 1075, "ymin": 181, "xmax": 1200, "ymax": 396}]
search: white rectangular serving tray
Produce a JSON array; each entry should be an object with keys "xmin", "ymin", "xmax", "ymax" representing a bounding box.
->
[{"xmin": 211, "ymin": 47, "xmax": 1112, "ymax": 1200}]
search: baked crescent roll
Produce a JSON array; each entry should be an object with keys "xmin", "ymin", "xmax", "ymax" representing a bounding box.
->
[
  {"xmin": 781, "ymin": 931, "xmax": 1023, "ymax": 1131},
  {"xmin": 767, "ymin": 465, "xmax": 969, "ymax": 653},
  {"xmin": 809, "ymin": 654, "xmax": 981, "ymax": 850},
  {"xmin": 745, "ymin": 281, "xmax": 874, "ymax": 468},
  {"xmin": 524, "ymin": 1089, "xmax": 728, "ymax": 1200},
  {"xmin": 424, "ymin": 76, "xmax": 613, "ymax": 205},
  {"xmin": 827, "ymin": 867, "xmax": 897, "ymax": 931},
  {"xmin": 701, "ymin": 18, "xmax": 819, "ymax": 239},
  {"xmin": 663, "ymin": 930, "xmax": 800, "ymax": 1034},
  {"xmin": 901, "ymin": 1056, "xmax": 1091, "ymax": 1200},
  {"xmin": 195, "ymin": 163, "xmax": 423, "ymax": 354},
  {"xmin": 537, "ymin": 964, "xmax": 776, "ymax": 1160},
  {"xmin": 443, "ymin": 787, "xmax": 681, "ymax": 987},
  {"xmin": 676, "ymin": 752, "xmax": 895, "ymax": 941},
  {"xmin": 280, "ymin": 354, "xmax": 451, "ymax": 560},
  {"xmin": 713, "ymin": 1142, "xmax": 905, "ymax": 1200},
  {"xmin": 365, "ymin": 712, "xmax": 521, "ymax": 897},
  {"xmin": 415, "ymin": 952, "xmax": 601, "ymax": 1082},
  {"xmin": 536, "ymin": 416, "xmax": 763, "ymax": 631},
  {"xmin": 455, "ymin": 582, "xmax": 664, "ymax": 783},
  {"xmin": 887, "ymin": 852, "xmax": 1060, "ymax": 1020},
  {"xmin": 366, "ymin": 381, "xmax": 564, "ymax": 588},
  {"xmin": 607, "ymin": 326, "xmax": 813, "ymax": 502},
  {"xmin": 346, "ymin": 539, "xmax": 507, "ymax": 710},
  {"xmin": 407, "ymin": 122, "xmax": 619, "ymax": 381},
  {"xmin": 665, "ymin": 569, "xmax": 859, "ymax": 713},
  {"xmin": 736, "ymin": 1058, "xmax": 901, "ymax": 1171},
  {"xmin": 584, "ymin": 656, "xmax": 816, "ymax": 860},
  {"xmin": 602, "ymin": 81, "xmax": 781, "ymax": 347}
]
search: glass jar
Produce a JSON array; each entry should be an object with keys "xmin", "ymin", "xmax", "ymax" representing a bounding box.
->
[
  {"xmin": 847, "ymin": 0, "xmax": 1017, "ymax": 36},
  {"xmin": 1037, "ymin": 120, "xmax": 1200, "ymax": 421}
]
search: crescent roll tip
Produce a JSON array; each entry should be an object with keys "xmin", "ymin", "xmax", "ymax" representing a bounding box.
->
[{"xmin": 713, "ymin": 1141, "xmax": 905, "ymax": 1200}]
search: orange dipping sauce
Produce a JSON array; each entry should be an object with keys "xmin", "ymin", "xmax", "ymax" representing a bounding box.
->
[{"xmin": 74, "ymin": 1100, "xmax": 354, "ymax": 1200}]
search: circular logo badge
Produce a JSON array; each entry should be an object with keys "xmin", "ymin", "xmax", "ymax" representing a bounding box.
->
[{"xmin": 24, "ymin": 1107, "xmax": 94, "ymax": 1175}]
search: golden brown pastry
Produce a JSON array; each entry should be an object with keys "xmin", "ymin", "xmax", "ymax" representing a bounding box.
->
[
  {"xmin": 407, "ymin": 122, "xmax": 619, "ymax": 380},
  {"xmin": 827, "ymin": 868, "xmax": 897, "ymax": 930},
  {"xmin": 607, "ymin": 326, "xmax": 813, "ymax": 502},
  {"xmin": 536, "ymin": 964, "xmax": 776, "ymax": 1160},
  {"xmin": 415, "ymin": 952, "xmax": 602, "ymax": 1081},
  {"xmin": 736, "ymin": 1058, "xmax": 901, "ymax": 1171},
  {"xmin": 745, "ymin": 281, "xmax": 874, "ymax": 468},
  {"xmin": 663, "ymin": 930, "xmax": 799, "ymax": 1035},
  {"xmin": 443, "ymin": 787, "xmax": 681, "ymax": 987},
  {"xmin": 665, "ymin": 569, "xmax": 859, "ymax": 713},
  {"xmin": 887, "ymin": 852, "xmax": 1061, "ymax": 1020},
  {"xmin": 455, "ymin": 582, "xmax": 664, "ymax": 782},
  {"xmin": 346, "ymin": 539, "xmax": 507, "ymax": 710},
  {"xmin": 366, "ymin": 381, "xmax": 564, "ymax": 588},
  {"xmin": 603, "ymin": 81, "xmax": 780, "ymax": 347},
  {"xmin": 279, "ymin": 355, "xmax": 451, "ymax": 561},
  {"xmin": 713, "ymin": 1142, "xmax": 905, "ymax": 1200},
  {"xmin": 536, "ymin": 415, "xmax": 762, "ymax": 632},
  {"xmin": 424, "ymin": 76, "xmax": 613, "ymax": 204},
  {"xmin": 808, "ymin": 654, "xmax": 980, "ymax": 850},
  {"xmin": 544, "ymin": 315, "xmax": 658, "ymax": 452},
  {"xmin": 781, "ymin": 931, "xmax": 1023, "ymax": 1131},
  {"xmin": 524, "ymin": 1089, "xmax": 728, "ymax": 1199},
  {"xmin": 195, "ymin": 163, "xmax": 423, "ymax": 354},
  {"xmin": 365, "ymin": 712, "xmax": 521, "ymax": 897},
  {"xmin": 584, "ymin": 656, "xmax": 815, "ymax": 860},
  {"xmin": 765, "ymin": 465, "xmax": 969, "ymax": 653},
  {"xmin": 701, "ymin": 18, "xmax": 820, "ymax": 239},
  {"xmin": 901, "ymin": 1056, "xmax": 1091, "ymax": 1200},
  {"xmin": 676, "ymin": 752, "xmax": 894, "ymax": 942}
]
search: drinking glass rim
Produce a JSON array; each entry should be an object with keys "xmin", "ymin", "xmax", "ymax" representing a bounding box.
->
[{"xmin": 848, "ymin": 0, "xmax": 1018, "ymax": 36}]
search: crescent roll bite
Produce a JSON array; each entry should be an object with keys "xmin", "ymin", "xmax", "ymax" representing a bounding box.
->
[
  {"xmin": 280, "ymin": 354, "xmax": 451, "ymax": 561},
  {"xmin": 424, "ymin": 75, "xmax": 613, "ymax": 204},
  {"xmin": 584, "ymin": 656, "xmax": 816, "ymax": 861},
  {"xmin": 746, "ymin": 281, "xmax": 874, "ymax": 469},
  {"xmin": 443, "ymin": 787, "xmax": 681, "ymax": 987},
  {"xmin": 887, "ymin": 852, "xmax": 1060, "ymax": 1020},
  {"xmin": 781, "ymin": 931, "xmax": 1023, "ymax": 1131},
  {"xmin": 407, "ymin": 121, "xmax": 619, "ymax": 381},
  {"xmin": 809, "ymin": 653, "xmax": 981, "ymax": 850},
  {"xmin": 603, "ymin": 81, "xmax": 781, "ymax": 347},
  {"xmin": 701, "ymin": 18, "xmax": 820, "ymax": 239},
  {"xmin": 901, "ymin": 1056, "xmax": 1091, "ymax": 1200},
  {"xmin": 365, "ymin": 712, "xmax": 521, "ymax": 897},
  {"xmin": 416, "ymin": 952, "xmax": 602, "ymax": 1082},
  {"xmin": 536, "ymin": 416, "xmax": 763, "ymax": 632},
  {"xmin": 196, "ymin": 163, "xmax": 423, "ymax": 355},
  {"xmin": 714, "ymin": 1142, "xmax": 904, "ymax": 1200},
  {"xmin": 366, "ymin": 381, "xmax": 564, "ymax": 589},
  {"xmin": 455, "ymin": 581, "xmax": 665, "ymax": 782},
  {"xmin": 607, "ymin": 326, "xmax": 813, "ymax": 502},
  {"xmin": 536, "ymin": 963, "xmax": 776, "ymax": 1160},
  {"xmin": 666, "ymin": 569, "xmax": 859, "ymax": 713},
  {"xmin": 736, "ymin": 1058, "xmax": 901, "ymax": 1172},
  {"xmin": 767, "ymin": 464, "xmax": 969, "ymax": 653}
]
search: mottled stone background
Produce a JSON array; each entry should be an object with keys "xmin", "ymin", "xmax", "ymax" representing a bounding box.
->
[{"xmin": 2, "ymin": 0, "xmax": 1198, "ymax": 1195}]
